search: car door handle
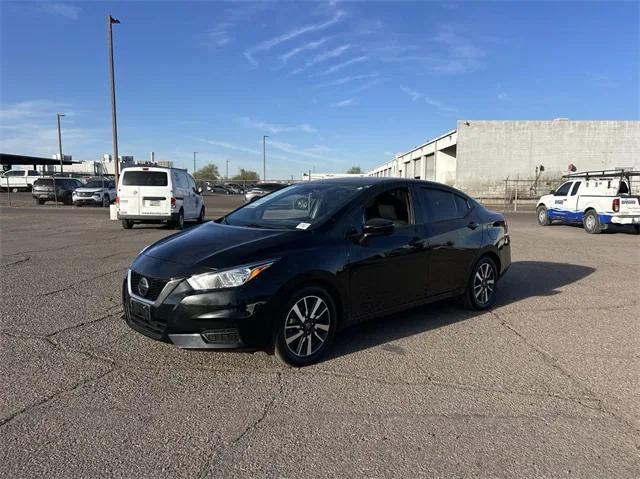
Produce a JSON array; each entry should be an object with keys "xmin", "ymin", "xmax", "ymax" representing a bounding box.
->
[{"xmin": 467, "ymin": 221, "xmax": 479, "ymax": 230}]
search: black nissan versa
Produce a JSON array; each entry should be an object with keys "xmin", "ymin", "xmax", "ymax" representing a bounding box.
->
[{"xmin": 123, "ymin": 178, "xmax": 511, "ymax": 366}]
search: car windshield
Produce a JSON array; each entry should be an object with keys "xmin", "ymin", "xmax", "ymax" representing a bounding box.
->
[
  {"xmin": 83, "ymin": 180, "xmax": 109, "ymax": 188},
  {"xmin": 224, "ymin": 182, "xmax": 368, "ymax": 230}
]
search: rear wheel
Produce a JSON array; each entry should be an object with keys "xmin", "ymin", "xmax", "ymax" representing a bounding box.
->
[
  {"xmin": 274, "ymin": 285, "xmax": 337, "ymax": 367},
  {"xmin": 536, "ymin": 205, "xmax": 551, "ymax": 226},
  {"xmin": 463, "ymin": 256, "xmax": 498, "ymax": 310},
  {"xmin": 121, "ymin": 219, "xmax": 133, "ymax": 229},
  {"xmin": 173, "ymin": 209, "xmax": 185, "ymax": 230},
  {"xmin": 35, "ymin": 198, "xmax": 45, "ymax": 205},
  {"xmin": 583, "ymin": 210, "xmax": 601, "ymax": 234}
]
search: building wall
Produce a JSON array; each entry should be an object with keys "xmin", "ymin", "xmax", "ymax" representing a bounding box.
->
[{"xmin": 455, "ymin": 120, "xmax": 640, "ymax": 197}]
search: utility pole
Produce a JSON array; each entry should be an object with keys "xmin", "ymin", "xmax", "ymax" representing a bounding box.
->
[
  {"xmin": 107, "ymin": 15, "xmax": 121, "ymax": 186},
  {"xmin": 262, "ymin": 135, "xmax": 269, "ymax": 181},
  {"xmin": 226, "ymin": 160, "xmax": 229, "ymax": 179},
  {"xmin": 56, "ymin": 113, "xmax": 65, "ymax": 174},
  {"xmin": 193, "ymin": 152, "xmax": 197, "ymax": 176}
]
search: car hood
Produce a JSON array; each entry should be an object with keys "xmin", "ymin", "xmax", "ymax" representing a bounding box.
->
[
  {"xmin": 75, "ymin": 188, "xmax": 104, "ymax": 193},
  {"xmin": 141, "ymin": 221, "xmax": 297, "ymax": 270}
]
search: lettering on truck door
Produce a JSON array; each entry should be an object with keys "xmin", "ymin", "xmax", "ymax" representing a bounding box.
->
[{"xmin": 549, "ymin": 181, "xmax": 573, "ymax": 220}]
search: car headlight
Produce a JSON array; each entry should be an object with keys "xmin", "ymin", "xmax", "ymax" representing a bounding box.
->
[{"xmin": 187, "ymin": 260, "xmax": 275, "ymax": 290}]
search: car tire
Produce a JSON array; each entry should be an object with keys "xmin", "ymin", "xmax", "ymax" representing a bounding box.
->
[
  {"xmin": 197, "ymin": 207, "xmax": 205, "ymax": 224},
  {"xmin": 74, "ymin": 202, "xmax": 82, "ymax": 207},
  {"xmin": 122, "ymin": 219, "xmax": 134, "ymax": 229},
  {"xmin": 536, "ymin": 206, "xmax": 551, "ymax": 226},
  {"xmin": 63, "ymin": 194, "xmax": 72, "ymax": 205},
  {"xmin": 634, "ymin": 225, "xmax": 640, "ymax": 234},
  {"xmin": 274, "ymin": 285, "xmax": 337, "ymax": 367},
  {"xmin": 583, "ymin": 210, "xmax": 601, "ymax": 234},
  {"xmin": 102, "ymin": 195, "xmax": 110, "ymax": 207},
  {"xmin": 35, "ymin": 198, "xmax": 45, "ymax": 205},
  {"xmin": 463, "ymin": 256, "xmax": 498, "ymax": 311},
  {"xmin": 174, "ymin": 209, "xmax": 185, "ymax": 230}
]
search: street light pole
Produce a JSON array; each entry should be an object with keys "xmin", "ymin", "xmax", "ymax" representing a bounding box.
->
[
  {"xmin": 56, "ymin": 113, "xmax": 65, "ymax": 174},
  {"xmin": 262, "ymin": 135, "xmax": 268, "ymax": 181},
  {"xmin": 193, "ymin": 151, "xmax": 197, "ymax": 178},
  {"xmin": 226, "ymin": 160, "xmax": 229, "ymax": 179},
  {"xmin": 107, "ymin": 15, "xmax": 121, "ymax": 186}
]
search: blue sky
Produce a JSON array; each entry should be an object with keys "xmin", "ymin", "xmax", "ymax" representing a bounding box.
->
[{"xmin": 1, "ymin": 1, "xmax": 638, "ymax": 178}]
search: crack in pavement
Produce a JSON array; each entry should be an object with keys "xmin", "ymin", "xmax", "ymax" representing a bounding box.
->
[
  {"xmin": 1, "ymin": 254, "xmax": 31, "ymax": 267},
  {"xmin": 196, "ymin": 371, "xmax": 285, "ymax": 479},
  {"xmin": 489, "ymin": 309, "xmax": 640, "ymax": 434}
]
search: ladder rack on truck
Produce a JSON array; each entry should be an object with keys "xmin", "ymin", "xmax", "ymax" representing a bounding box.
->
[{"xmin": 562, "ymin": 170, "xmax": 640, "ymax": 180}]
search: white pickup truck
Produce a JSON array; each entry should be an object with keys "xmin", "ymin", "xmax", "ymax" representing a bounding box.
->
[
  {"xmin": 536, "ymin": 170, "xmax": 640, "ymax": 234},
  {"xmin": 0, "ymin": 169, "xmax": 42, "ymax": 191}
]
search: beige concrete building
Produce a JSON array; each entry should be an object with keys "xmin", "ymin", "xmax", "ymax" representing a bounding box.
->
[{"xmin": 368, "ymin": 120, "xmax": 640, "ymax": 198}]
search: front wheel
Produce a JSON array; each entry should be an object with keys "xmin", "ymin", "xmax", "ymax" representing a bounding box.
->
[
  {"xmin": 463, "ymin": 256, "xmax": 498, "ymax": 310},
  {"xmin": 583, "ymin": 210, "xmax": 601, "ymax": 234},
  {"xmin": 197, "ymin": 207, "xmax": 205, "ymax": 224},
  {"xmin": 274, "ymin": 286, "xmax": 337, "ymax": 367},
  {"xmin": 536, "ymin": 206, "xmax": 551, "ymax": 226}
]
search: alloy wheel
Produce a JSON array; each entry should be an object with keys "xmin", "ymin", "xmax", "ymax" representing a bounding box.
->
[
  {"xmin": 473, "ymin": 262, "xmax": 495, "ymax": 305},
  {"xmin": 284, "ymin": 295, "xmax": 331, "ymax": 358}
]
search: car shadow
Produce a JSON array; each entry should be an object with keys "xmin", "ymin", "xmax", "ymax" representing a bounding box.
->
[{"xmin": 327, "ymin": 261, "xmax": 595, "ymax": 360}]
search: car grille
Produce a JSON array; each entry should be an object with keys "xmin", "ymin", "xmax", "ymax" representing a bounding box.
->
[
  {"xmin": 130, "ymin": 271, "xmax": 169, "ymax": 301},
  {"xmin": 78, "ymin": 191, "xmax": 95, "ymax": 197}
]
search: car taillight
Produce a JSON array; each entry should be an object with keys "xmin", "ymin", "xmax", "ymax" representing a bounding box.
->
[
  {"xmin": 171, "ymin": 197, "xmax": 176, "ymax": 209},
  {"xmin": 612, "ymin": 198, "xmax": 620, "ymax": 213},
  {"xmin": 115, "ymin": 196, "xmax": 119, "ymax": 205}
]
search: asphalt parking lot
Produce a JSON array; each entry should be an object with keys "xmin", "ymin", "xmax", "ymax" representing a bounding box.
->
[{"xmin": 1, "ymin": 199, "xmax": 638, "ymax": 478}]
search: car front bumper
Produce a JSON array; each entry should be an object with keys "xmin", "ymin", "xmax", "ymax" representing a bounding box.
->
[{"xmin": 122, "ymin": 269, "xmax": 275, "ymax": 350}]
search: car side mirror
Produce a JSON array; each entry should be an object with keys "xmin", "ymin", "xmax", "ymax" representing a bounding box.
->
[
  {"xmin": 362, "ymin": 218, "xmax": 395, "ymax": 240},
  {"xmin": 197, "ymin": 186, "xmax": 203, "ymax": 194}
]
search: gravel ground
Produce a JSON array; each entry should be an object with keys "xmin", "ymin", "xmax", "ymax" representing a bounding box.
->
[{"xmin": 0, "ymin": 201, "xmax": 638, "ymax": 478}]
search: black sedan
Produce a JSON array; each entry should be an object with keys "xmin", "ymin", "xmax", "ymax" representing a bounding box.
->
[{"xmin": 123, "ymin": 178, "xmax": 511, "ymax": 366}]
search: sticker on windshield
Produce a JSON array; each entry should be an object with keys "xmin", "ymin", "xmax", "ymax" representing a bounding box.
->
[{"xmin": 296, "ymin": 222, "xmax": 311, "ymax": 230}]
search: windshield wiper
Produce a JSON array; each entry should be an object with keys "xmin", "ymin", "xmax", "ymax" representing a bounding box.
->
[{"xmin": 244, "ymin": 223, "xmax": 281, "ymax": 229}]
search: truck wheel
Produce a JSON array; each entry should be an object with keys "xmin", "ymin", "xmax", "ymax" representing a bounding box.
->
[
  {"xmin": 536, "ymin": 206, "xmax": 551, "ymax": 226},
  {"xmin": 583, "ymin": 210, "xmax": 601, "ymax": 234},
  {"xmin": 122, "ymin": 219, "xmax": 134, "ymax": 229},
  {"xmin": 173, "ymin": 209, "xmax": 185, "ymax": 230}
]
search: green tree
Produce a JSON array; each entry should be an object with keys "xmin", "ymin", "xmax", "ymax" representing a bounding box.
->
[
  {"xmin": 194, "ymin": 163, "xmax": 219, "ymax": 180},
  {"xmin": 232, "ymin": 169, "xmax": 260, "ymax": 181},
  {"xmin": 346, "ymin": 166, "xmax": 363, "ymax": 174}
]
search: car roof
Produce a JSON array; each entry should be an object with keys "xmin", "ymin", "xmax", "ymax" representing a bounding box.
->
[{"xmin": 308, "ymin": 176, "xmax": 451, "ymax": 188}]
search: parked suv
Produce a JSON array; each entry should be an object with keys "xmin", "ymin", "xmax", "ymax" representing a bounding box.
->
[
  {"xmin": 1, "ymin": 169, "xmax": 41, "ymax": 191},
  {"xmin": 32, "ymin": 177, "xmax": 83, "ymax": 205},
  {"xmin": 73, "ymin": 178, "xmax": 116, "ymax": 207},
  {"xmin": 244, "ymin": 182, "xmax": 286, "ymax": 203},
  {"xmin": 117, "ymin": 166, "xmax": 205, "ymax": 229}
]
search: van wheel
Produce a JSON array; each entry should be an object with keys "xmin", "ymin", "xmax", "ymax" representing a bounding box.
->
[
  {"xmin": 536, "ymin": 206, "xmax": 551, "ymax": 226},
  {"xmin": 463, "ymin": 256, "xmax": 498, "ymax": 310},
  {"xmin": 121, "ymin": 219, "xmax": 133, "ymax": 229},
  {"xmin": 274, "ymin": 285, "xmax": 337, "ymax": 367},
  {"xmin": 173, "ymin": 209, "xmax": 184, "ymax": 230},
  {"xmin": 197, "ymin": 207, "xmax": 205, "ymax": 224},
  {"xmin": 583, "ymin": 210, "xmax": 601, "ymax": 234}
]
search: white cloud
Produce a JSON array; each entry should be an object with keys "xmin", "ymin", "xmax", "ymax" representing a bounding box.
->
[
  {"xmin": 268, "ymin": 140, "xmax": 336, "ymax": 162},
  {"xmin": 202, "ymin": 4, "xmax": 265, "ymax": 48},
  {"xmin": 235, "ymin": 117, "xmax": 317, "ymax": 134},
  {"xmin": 200, "ymin": 139, "xmax": 261, "ymax": 156},
  {"xmin": 430, "ymin": 24, "xmax": 487, "ymax": 74},
  {"xmin": 280, "ymin": 37, "xmax": 332, "ymax": 64},
  {"xmin": 244, "ymin": 10, "xmax": 346, "ymax": 65},
  {"xmin": 400, "ymin": 86, "xmax": 455, "ymax": 112},
  {"xmin": 315, "ymin": 56, "xmax": 368, "ymax": 77},
  {"xmin": 331, "ymin": 98, "xmax": 356, "ymax": 108},
  {"xmin": 41, "ymin": 3, "xmax": 79, "ymax": 19},
  {"xmin": 497, "ymin": 92, "xmax": 508, "ymax": 101},
  {"xmin": 291, "ymin": 44, "xmax": 352, "ymax": 75},
  {"xmin": 315, "ymin": 73, "xmax": 378, "ymax": 88}
]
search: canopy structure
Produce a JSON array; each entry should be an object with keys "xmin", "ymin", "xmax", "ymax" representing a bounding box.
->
[{"xmin": 1, "ymin": 153, "xmax": 78, "ymax": 169}]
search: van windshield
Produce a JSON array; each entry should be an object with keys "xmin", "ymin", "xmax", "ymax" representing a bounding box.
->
[{"xmin": 122, "ymin": 171, "xmax": 168, "ymax": 186}]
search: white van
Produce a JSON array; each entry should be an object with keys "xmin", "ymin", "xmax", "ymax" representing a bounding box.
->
[{"xmin": 117, "ymin": 166, "xmax": 205, "ymax": 229}]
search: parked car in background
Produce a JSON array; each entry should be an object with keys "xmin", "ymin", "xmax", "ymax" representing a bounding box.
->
[
  {"xmin": 244, "ymin": 182, "xmax": 287, "ymax": 203},
  {"xmin": 32, "ymin": 177, "xmax": 83, "ymax": 205},
  {"xmin": 206, "ymin": 184, "xmax": 232, "ymax": 195},
  {"xmin": 73, "ymin": 178, "xmax": 116, "ymax": 207},
  {"xmin": 536, "ymin": 169, "xmax": 640, "ymax": 234},
  {"xmin": 1, "ymin": 169, "xmax": 41, "ymax": 191},
  {"xmin": 123, "ymin": 178, "xmax": 511, "ymax": 366},
  {"xmin": 225, "ymin": 183, "xmax": 244, "ymax": 194},
  {"xmin": 117, "ymin": 166, "xmax": 205, "ymax": 229}
]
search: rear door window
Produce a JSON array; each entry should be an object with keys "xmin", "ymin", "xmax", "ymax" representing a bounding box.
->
[
  {"xmin": 122, "ymin": 171, "xmax": 168, "ymax": 186},
  {"xmin": 420, "ymin": 188, "xmax": 460, "ymax": 222},
  {"xmin": 570, "ymin": 181, "xmax": 581, "ymax": 196}
]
